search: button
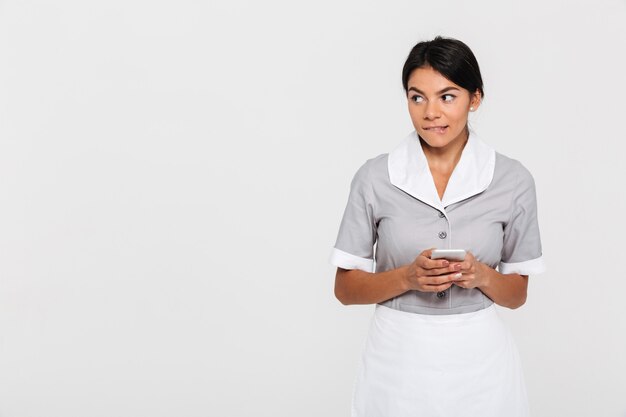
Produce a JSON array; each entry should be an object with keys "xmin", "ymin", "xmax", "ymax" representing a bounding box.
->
[
  {"xmin": 438, "ymin": 231, "xmax": 447, "ymax": 239},
  {"xmin": 438, "ymin": 212, "xmax": 445, "ymax": 218},
  {"xmin": 437, "ymin": 291, "xmax": 446, "ymax": 299}
]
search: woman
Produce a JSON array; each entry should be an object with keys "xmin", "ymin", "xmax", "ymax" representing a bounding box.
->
[{"xmin": 330, "ymin": 36, "xmax": 545, "ymax": 417}]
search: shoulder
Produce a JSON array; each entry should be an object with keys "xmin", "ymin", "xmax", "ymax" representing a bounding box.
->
[
  {"xmin": 494, "ymin": 152, "xmax": 536, "ymax": 188},
  {"xmin": 352, "ymin": 153, "xmax": 389, "ymax": 184}
]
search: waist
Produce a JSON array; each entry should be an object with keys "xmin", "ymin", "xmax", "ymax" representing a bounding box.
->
[
  {"xmin": 380, "ymin": 287, "xmax": 494, "ymax": 315},
  {"xmin": 374, "ymin": 302, "xmax": 498, "ymax": 326}
]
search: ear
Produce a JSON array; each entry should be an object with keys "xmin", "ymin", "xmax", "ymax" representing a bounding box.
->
[{"xmin": 469, "ymin": 89, "xmax": 482, "ymax": 111}]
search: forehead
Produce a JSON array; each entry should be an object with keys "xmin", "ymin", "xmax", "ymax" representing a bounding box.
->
[{"xmin": 407, "ymin": 66, "xmax": 462, "ymax": 92}]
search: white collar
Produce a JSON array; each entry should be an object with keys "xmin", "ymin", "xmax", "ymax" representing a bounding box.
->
[{"xmin": 387, "ymin": 131, "xmax": 496, "ymax": 212}]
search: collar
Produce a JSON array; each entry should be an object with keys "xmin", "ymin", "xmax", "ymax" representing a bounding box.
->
[{"xmin": 387, "ymin": 131, "xmax": 496, "ymax": 212}]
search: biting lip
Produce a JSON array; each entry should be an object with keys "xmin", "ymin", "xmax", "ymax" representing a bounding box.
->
[{"xmin": 423, "ymin": 125, "xmax": 449, "ymax": 133}]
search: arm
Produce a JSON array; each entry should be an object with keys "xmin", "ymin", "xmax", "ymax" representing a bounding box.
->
[
  {"xmin": 476, "ymin": 262, "xmax": 528, "ymax": 309},
  {"xmin": 334, "ymin": 249, "xmax": 464, "ymax": 305},
  {"xmin": 455, "ymin": 252, "xmax": 528, "ymax": 309},
  {"xmin": 334, "ymin": 266, "xmax": 409, "ymax": 305}
]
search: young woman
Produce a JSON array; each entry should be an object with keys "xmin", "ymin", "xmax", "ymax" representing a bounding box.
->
[{"xmin": 330, "ymin": 37, "xmax": 545, "ymax": 417}]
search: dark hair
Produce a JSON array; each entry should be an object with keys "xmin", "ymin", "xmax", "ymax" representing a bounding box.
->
[{"xmin": 402, "ymin": 36, "xmax": 484, "ymax": 99}]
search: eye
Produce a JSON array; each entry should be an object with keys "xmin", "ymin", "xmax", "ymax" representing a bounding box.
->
[
  {"xmin": 410, "ymin": 95, "xmax": 424, "ymax": 103},
  {"xmin": 442, "ymin": 94, "xmax": 456, "ymax": 102}
]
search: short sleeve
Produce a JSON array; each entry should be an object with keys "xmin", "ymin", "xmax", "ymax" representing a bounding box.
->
[
  {"xmin": 499, "ymin": 166, "xmax": 546, "ymax": 275},
  {"xmin": 329, "ymin": 163, "xmax": 377, "ymax": 272}
]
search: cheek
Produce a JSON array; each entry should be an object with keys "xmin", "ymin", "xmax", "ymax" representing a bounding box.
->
[
  {"xmin": 444, "ymin": 109, "xmax": 468, "ymax": 129},
  {"xmin": 448, "ymin": 103, "xmax": 470, "ymax": 121}
]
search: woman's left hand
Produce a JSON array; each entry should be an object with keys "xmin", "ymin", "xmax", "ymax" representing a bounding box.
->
[{"xmin": 453, "ymin": 251, "xmax": 490, "ymax": 289}]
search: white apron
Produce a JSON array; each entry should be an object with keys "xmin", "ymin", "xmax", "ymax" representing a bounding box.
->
[{"xmin": 352, "ymin": 304, "xmax": 529, "ymax": 417}]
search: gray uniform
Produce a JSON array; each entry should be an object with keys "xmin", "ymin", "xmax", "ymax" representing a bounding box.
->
[{"xmin": 330, "ymin": 131, "xmax": 545, "ymax": 315}]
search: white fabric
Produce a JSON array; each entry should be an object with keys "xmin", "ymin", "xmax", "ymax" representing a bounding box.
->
[
  {"xmin": 387, "ymin": 131, "xmax": 496, "ymax": 213},
  {"xmin": 329, "ymin": 248, "xmax": 374, "ymax": 272},
  {"xmin": 499, "ymin": 256, "xmax": 546, "ymax": 275},
  {"xmin": 352, "ymin": 304, "xmax": 529, "ymax": 417}
]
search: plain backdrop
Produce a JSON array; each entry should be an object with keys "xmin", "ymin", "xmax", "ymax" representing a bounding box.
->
[{"xmin": 1, "ymin": 0, "xmax": 625, "ymax": 416}]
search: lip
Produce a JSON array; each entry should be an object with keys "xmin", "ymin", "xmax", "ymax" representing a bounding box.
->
[{"xmin": 423, "ymin": 125, "xmax": 448, "ymax": 133}]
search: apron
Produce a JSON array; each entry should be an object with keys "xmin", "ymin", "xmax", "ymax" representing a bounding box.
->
[{"xmin": 352, "ymin": 304, "xmax": 530, "ymax": 417}]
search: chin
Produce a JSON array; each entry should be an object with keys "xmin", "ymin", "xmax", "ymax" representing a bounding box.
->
[
  {"xmin": 417, "ymin": 134, "xmax": 452, "ymax": 148},
  {"xmin": 418, "ymin": 129, "xmax": 466, "ymax": 149}
]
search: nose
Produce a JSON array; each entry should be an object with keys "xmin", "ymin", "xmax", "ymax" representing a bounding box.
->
[{"xmin": 423, "ymin": 101, "xmax": 441, "ymax": 120}]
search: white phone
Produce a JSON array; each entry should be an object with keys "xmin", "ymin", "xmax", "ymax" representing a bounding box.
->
[{"xmin": 431, "ymin": 249, "xmax": 466, "ymax": 261}]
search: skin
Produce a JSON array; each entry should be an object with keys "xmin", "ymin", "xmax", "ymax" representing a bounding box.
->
[{"xmin": 334, "ymin": 66, "xmax": 528, "ymax": 309}]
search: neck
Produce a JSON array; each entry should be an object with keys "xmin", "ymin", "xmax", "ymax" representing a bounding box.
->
[{"xmin": 420, "ymin": 127, "xmax": 469, "ymax": 174}]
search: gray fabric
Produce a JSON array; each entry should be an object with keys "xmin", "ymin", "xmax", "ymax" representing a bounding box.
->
[{"xmin": 333, "ymin": 147, "xmax": 543, "ymax": 315}]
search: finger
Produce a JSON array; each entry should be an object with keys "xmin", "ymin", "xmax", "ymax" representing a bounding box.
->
[
  {"xmin": 463, "ymin": 274, "xmax": 475, "ymax": 282},
  {"xmin": 424, "ymin": 272, "xmax": 463, "ymax": 285},
  {"xmin": 420, "ymin": 257, "xmax": 450, "ymax": 270},
  {"xmin": 422, "ymin": 264, "xmax": 461, "ymax": 276},
  {"xmin": 449, "ymin": 272, "xmax": 464, "ymax": 282},
  {"xmin": 456, "ymin": 273, "xmax": 476, "ymax": 287},
  {"xmin": 458, "ymin": 261, "xmax": 472, "ymax": 271},
  {"xmin": 424, "ymin": 282, "xmax": 454, "ymax": 292},
  {"xmin": 419, "ymin": 249, "xmax": 444, "ymax": 267},
  {"xmin": 454, "ymin": 280, "xmax": 467, "ymax": 288}
]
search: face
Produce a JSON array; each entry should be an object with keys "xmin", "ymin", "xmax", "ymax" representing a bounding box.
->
[{"xmin": 406, "ymin": 66, "xmax": 481, "ymax": 150}]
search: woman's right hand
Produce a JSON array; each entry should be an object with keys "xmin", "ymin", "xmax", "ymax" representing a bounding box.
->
[{"xmin": 404, "ymin": 248, "xmax": 464, "ymax": 293}]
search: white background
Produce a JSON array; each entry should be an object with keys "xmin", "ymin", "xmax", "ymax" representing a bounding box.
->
[{"xmin": 1, "ymin": 0, "xmax": 625, "ymax": 416}]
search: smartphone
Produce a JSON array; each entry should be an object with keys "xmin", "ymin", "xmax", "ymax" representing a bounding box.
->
[{"xmin": 431, "ymin": 249, "xmax": 466, "ymax": 261}]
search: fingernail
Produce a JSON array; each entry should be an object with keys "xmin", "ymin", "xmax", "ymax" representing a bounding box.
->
[
  {"xmin": 442, "ymin": 260, "xmax": 449, "ymax": 266},
  {"xmin": 455, "ymin": 264, "xmax": 461, "ymax": 270},
  {"xmin": 454, "ymin": 273, "xmax": 462, "ymax": 279}
]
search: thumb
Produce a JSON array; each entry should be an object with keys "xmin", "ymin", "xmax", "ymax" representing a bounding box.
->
[{"xmin": 421, "ymin": 247, "xmax": 436, "ymax": 259}]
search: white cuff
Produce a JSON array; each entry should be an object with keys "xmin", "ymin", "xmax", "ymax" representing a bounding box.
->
[
  {"xmin": 329, "ymin": 248, "xmax": 374, "ymax": 272},
  {"xmin": 499, "ymin": 256, "xmax": 546, "ymax": 275}
]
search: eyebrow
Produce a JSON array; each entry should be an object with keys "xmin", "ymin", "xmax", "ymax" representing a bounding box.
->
[{"xmin": 408, "ymin": 86, "xmax": 461, "ymax": 95}]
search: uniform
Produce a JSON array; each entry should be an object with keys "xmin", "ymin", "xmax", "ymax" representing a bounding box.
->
[{"xmin": 330, "ymin": 131, "xmax": 545, "ymax": 416}]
